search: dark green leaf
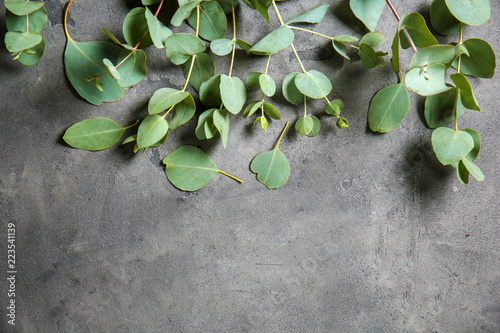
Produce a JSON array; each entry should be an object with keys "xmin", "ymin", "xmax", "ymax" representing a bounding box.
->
[
  {"xmin": 246, "ymin": 71, "xmax": 263, "ymax": 89},
  {"xmin": 358, "ymin": 43, "xmax": 378, "ymax": 68},
  {"xmin": 445, "ymin": 0, "xmax": 490, "ymax": 26},
  {"xmin": 213, "ymin": 108, "xmax": 230, "ymax": 148},
  {"xmin": 123, "ymin": 7, "xmax": 153, "ymax": 49},
  {"xmin": 263, "ymin": 102, "xmax": 280, "ymax": 120},
  {"xmin": 211, "ymin": 38, "xmax": 233, "ymax": 56},
  {"xmin": 116, "ymin": 49, "xmax": 147, "ymax": 87},
  {"xmin": 6, "ymin": 6, "xmax": 47, "ymax": 33},
  {"xmin": 243, "ymin": 101, "xmax": 264, "ymax": 118},
  {"xmin": 306, "ymin": 116, "xmax": 321, "ymax": 137},
  {"xmin": 170, "ymin": 93, "xmax": 196, "ymax": 129},
  {"xmin": 282, "ymin": 72, "xmax": 308, "ymax": 104},
  {"xmin": 188, "ymin": 1, "xmax": 227, "ymax": 41},
  {"xmin": 235, "ymin": 39, "xmax": 252, "ymax": 51},
  {"xmin": 424, "ymin": 86, "xmax": 466, "ymax": 128},
  {"xmin": 142, "ymin": 0, "xmax": 161, "ymax": 4},
  {"xmin": 17, "ymin": 35, "xmax": 45, "ymax": 66},
  {"xmin": 325, "ymin": 99, "xmax": 343, "ymax": 116},
  {"xmin": 244, "ymin": 0, "xmax": 273, "ymax": 23},
  {"xmin": 430, "ymin": 0, "xmax": 461, "ymax": 35},
  {"xmin": 145, "ymin": 7, "xmax": 172, "ymax": 49},
  {"xmin": 285, "ymin": 3, "xmax": 328, "ymax": 25},
  {"xmin": 369, "ymin": 83, "xmax": 411, "ymax": 133},
  {"xmin": 360, "ymin": 31, "xmax": 384, "ymax": 50},
  {"xmin": 182, "ymin": 53, "xmax": 215, "ymax": 91},
  {"xmin": 391, "ymin": 28, "xmax": 400, "ymax": 72},
  {"xmin": 199, "ymin": 74, "xmax": 222, "ymax": 107},
  {"xmin": 455, "ymin": 38, "xmax": 496, "ymax": 78},
  {"xmin": 5, "ymin": 0, "xmax": 45, "ymax": 16},
  {"xmin": 195, "ymin": 109, "xmax": 217, "ymax": 140},
  {"xmin": 63, "ymin": 117, "xmax": 129, "ymax": 151},
  {"xmin": 399, "ymin": 12, "xmax": 437, "ymax": 49},
  {"xmin": 450, "ymin": 73, "xmax": 480, "ymax": 111}
]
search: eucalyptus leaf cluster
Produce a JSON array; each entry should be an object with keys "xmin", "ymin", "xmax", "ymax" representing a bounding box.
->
[
  {"xmin": 4, "ymin": 0, "xmax": 47, "ymax": 65},
  {"xmin": 5, "ymin": 0, "xmax": 496, "ymax": 191}
]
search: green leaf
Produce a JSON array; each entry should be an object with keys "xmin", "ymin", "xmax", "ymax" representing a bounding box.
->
[
  {"xmin": 63, "ymin": 117, "xmax": 130, "ymax": 151},
  {"xmin": 142, "ymin": 0, "xmax": 161, "ymax": 4},
  {"xmin": 170, "ymin": 93, "xmax": 196, "ymax": 129},
  {"xmin": 424, "ymin": 86, "xmax": 466, "ymax": 128},
  {"xmin": 145, "ymin": 7, "xmax": 172, "ymax": 49},
  {"xmin": 243, "ymin": 100, "xmax": 264, "ymax": 118},
  {"xmin": 285, "ymin": 3, "xmax": 329, "ymax": 25},
  {"xmin": 103, "ymin": 58, "xmax": 121, "ymax": 80},
  {"xmin": 5, "ymin": 31, "xmax": 42, "ymax": 53},
  {"xmin": 165, "ymin": 33, "xmax": 206, "ymax": 65},
  {"xmin": 455, "ymin": 39, "xmax": 496, "ymax": 78},
  {"xmin": 295, "ymin": 70, "xmax": 332, "ymax": 99},
  {"xmin": 399, "ymin": 13, "xmax": 438, "ymax": 49},
  {"xmin": 235, "ymin": 39, "xmax": 252, "ymax": 51},
  {"xmin": 6, "ymin": 6, "xmax": 47, "ymax": 33},
  {"xmin": 188, "ymin": 1, "xmax": 227, "ymax": 41},
  {"xmin": 250, "ymin": 123, "xmax": 290, "ymax": 189},
  {"xmin": 195, "ymin": 109, "xmax": 216, "ymax": 140},
  {"xmin": 17, "ymin": 34, "xmax": 45, "ymax": 66},
  {"xmin": 213, "ymin": 108, "xmax": 230, "ymax": 148},
  {"xmin": 255, "ymin": 116, "xmax": 268, "ymax": 131},
  {"xmin": 349, "ymin": 0, "xmax": 386, "ymax": 31},
  {"xmin": 462, "ymin": 158, "xmax": 484, "ymax": 181},
  {"xmin": 391, "ymin": 29, "xmax": 400, "ymax": 72},
  {"xmin": 325, "ymin": 99, "xmax": 344, "ymax": 116},
  {"xmin": 211, "ymin": 38, "xmax": 233, "ymax": 56},
  {"xmin": 360, "ymin": 32, "xmax": 384, "ymax": 50},
  {"xmin": 282, "ymin": 72, "xmax": 308, "ymax": 104},
  {"xmin": 163, "ymin": 145, "xmax": 221, "ymax": 191},
  {"xmin": 182, "ymin": 53, "xmax": 215, "ymax": 91},
  {"xmin": 332, "ymin": 35, "xmax": 358, "ymax": 60},
  {"xmin": 336, "ymin": 117, "xmax": 349, "ymax": 129},
  {"xmin": 450, "ymin": 73, "xmax": 480, "ymax": 111},
  {"xmin": 444, "ymin": 0, "xmax": 490, "ymax": 26},
  {"xmin": 123, "ymin": 7, "xmax": 153, "ymax": 49},
  {"xmin": 122, "ymin": 134, "xmax": 136, "ymax": 144},
  {"xmin": 431, "ymin": 127, "xmax": 474, "ymax": 165},
  {"xmin": 409, "ymin": 44, "xmax": 456, "ymax": 68},
  {"xmin": 295, "ymin": 115, "xmax": 314, "ymax": 135},
  {"xmin": 249, "ymin": 26, "xmax": 294, "ymax": 54},
  {"xmin": 5, "ymin": 0, "xmax": 45, "ymax": 16},
  {"xmin": 137, "ymin": 115, "xmax": 169, "ymax": 148},
  {"xmin": 220, "ymin": 75, "xmax": 247, "ymax": 114},
  {"xmin": 369, "ymin": 83, "xmax": 411, "ymax": 133},
  {"xmin": 462, "ymin": 128, "xmax": 481, "ymax": 162},
  {"xmin": 215, "ymin": 0, "xmax": 238, "ymax": 14},
  {"xmin": 64, "ymin": 40, "xmax": 126, "ymax": 105},
  {"xmin": 148, "ymin": 88, "xmax": 190, "ymax": 115},
  {"xmin": 263, "ymin": 102, "xmax": 280, "ymax": 120},
  {"xmin": 259, "ymin": 74, "xmax": 276, "ymax": 97},
  {"xmin": 246, "ymin": 71, "xmax": 263, "ymax": 89},
  {"xmin": 430, "ymin": 0, "xmax": 461, "ymax": 35},
  {"xmin": 306, "ymin": 116, "xmax": 321, "ymax": 137},
  {"xmin": 116, "ymin": 49, "xmax": 147, "ymax": 88},
  {"xmin": 358, "ymin": 43, "xmax": 378, "ymax": 68},
  {"xmin": 244, "ymin": 0, "xmax": 273, "ymax": 23},
  {"xmin": 171, "ymin": 0, "xmax": 201, "ymax": 26},
  {"xmin": 199, "ymin": 74, "xmax": 222, "ymax": 107}
]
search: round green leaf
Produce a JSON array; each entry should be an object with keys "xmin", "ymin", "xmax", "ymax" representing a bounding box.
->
[
  {"xmin": 116, "ymin": 49, "xmax": 147, "ymax": 88},
  {"xmin": 182, "ymin": 53, "xmax": 216, "ymax": 91},
  {"xmin": 165, "ymin": 33, "xmax": 206, "ymax": 65},
  {"xmin": 295, "ymin": 70, "xmax": 332, "ymax": 99},
  {"xmin": 199, "ymin": 74, "xmax": 222, "ymax": 107},
  {"xmin": 5, "ymin": 0, "xmax": 45, "ymax": 16},
  {"xmin": 220, "ymin": 75, "xmax": 247, "ymax": 114},
  {"xmin": 123, "ymin": 7, "xmax": 153, "ymax": 49},
  {"xmin": 430, "ymin": 0, "xmax": 461, "ymax": 36},
  {"xmin": 137, "ymin": 115, "xmax": 169, "ymax": 148},
  {"xmin": 259, "ymin": 74, "xmax": 276, "ymax": 97},
  {"xmin": 170, "ymin": 93, "xmax": 196, "ymax": 130},
  {"xmin": 445, "ymin": 0, "xmax": 490, "ymax": 26},
  {"xmin": 5, "ymin": 31, "xmax": 42, "ymax": 53},
  {"xmin": 149, "ymin": 88, "xmax": 190, "ymax": 115},
  {"xmin": 358, "ymin": 43, "xmax": 378, "ymax": 68},
  {"xmin": 250, "ymin": 148, "xmax": 290, "ymax": 189},
  {"xmin": 306, "ymin": 116, "xmax": 320, "ymax": 137},
  {"xmin": 431, "ymin": 127, "xmax": 474, "ymax": 165},
  {"xmin": 369, "ymin": 83, "xmax": 411, "ymax": 133},
  {"xmin": 6, "ymin": 6, "xmax": 47, "ymax": 33},
  {"xmin": 424, "ymin": 86, "xmax": 466, "ymax": 128},
  {"xmin": 282, "ymin": 72, "xmax": 308, "ymax": 104},
  {"xmin": 246, "ymin": 71, "xmax": 263, "ymax": 90},
  {"xmin": 405, "ymin": 64, "xmax": 451, "ymax": 96},
  {"xmin": 17, "ymin": 34, "xmax": 45, "ymax": 66},
  {"xmin": 211, "ymin": 38, "xmax": 233, "ymax": 56},
  {"xmin": 63, "ymin": 117, "xmax": 127, "ymax": 151},
  {"xmin": 171, "ymin": 0, "xmax": 201, "ymax": 26},
  {"xmin": 188, "ymin": 1, "xmax": 227, "ymax": 41},
  {"xmin": 409, "ymin": 45, "xmax": 456, "ymax": 68},
  {"xmin": 455, "ymin": 39, "xmax": 496, "ymax": 78},
  {"xmin": 349, "ymin": 0, "xmax": 386, "ymax": 31},
  {"xmin": 325, "ymin": 99, "xmax": 344, "ymax": 116},
  {"xmin": 163, "ymin": 145, "xmax": 219, "ymax": 191},
  {"xmin": 295, "ymin": 115, "xmax": 314, "ymax": 135},
  {"xmin": 360, "ymin": 32, "xmax": 384, "ymax": 50}
]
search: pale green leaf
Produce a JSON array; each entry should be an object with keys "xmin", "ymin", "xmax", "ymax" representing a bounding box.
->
[
  {"xmin": 249, "ymin": 26, "xmax": 294, "ymax": 54},
  {"xmin": 285, "ymin": 3, "xmax": 329, "ymax": 25},
  {"xmin": 148, "ymin": 88, "xmax": 190, "ymax": 115},
  {"xmin": 295, "ymin": 70, "xmax": 332, "ymax": 99},
  {"xmin": 263, "ymin": 102, "xmax": 280, "ymax": 120},
  {"xmin": 445, "ymin": 0, "xmax": 490, "ymax": 26},
  {"xmin": 137, "ymin": 114, "xmax": 169, "ymax": 148},
  {"xmin": 5, "ymin": 31, "xmax": 42, "ymax": 53},
  {"xmin": 145, "ymin": 7, "xmax": 172, "ymax": 49},
  {"xmin": 182, "ymin": 53, "xmax": 216, "ymax": 91},
  {"xmin": 199, "ymin": 74, "xmax": 222, "ymax": 107},
  {"xmin": 171, "ymin": 0, "xmax": 201, "ymax": 26},
  {"xmin": 455, "ymin": 38, "xmax": 496, "ymax": 78},
  {"xmin": 259, "ymin": 74, "xmax": 276, "ymax": 97},
  {"xmin": 424, "ymin": 86, "xmax": 466, "ymax": 128},
  {"xmin": 188, "ymin": 1, "xmax": 227, "ymax": 41},
  {"xmin": 369, "ymin": 83, "xmax": 411, "ymax": 133},
  {"xmin": 306, "ymin": 116, "xmax": 320, "ymax": 137},
  {"xmin": 123, "ymin": 7, "xmax": 153, "ymax": 49},
  {"xmin": 295, "ymin": 115, "xmax": 314, "ymax": 135},
  {"xmin": 63, "ymin": 117, "xmax": 128, "ymax": 151},
  {"xmin": 170, "ymin": 93, "xmax": 196, "ymax": 129},
  {"xmin": 116, "ymin": 49, "xmax": 147, "ymax": 88},
  {"xmin": 213, "ymin": 108, "xmax": 230, "ymax": 148},
  {"xmin": 349, "ymin": 0, "xmax": 386, "ymax": 31},
  {"xmin": 399, "ymin": 12, "xmax": 438, "ymax": 49},
  {"xmin": 211, "ymin": 38, "xmax": 233, "ymax": 56},
  {"xmin": 220, "ymin": 75, "xmax": 247, "ymax": 114},
  {"xmin": 5, "ymin": 0, "xmax": 45, "ymax": 16},
  {"xmin": 165, "ymin": 33, "xmax": 206, "ymax": 65},
  {"xmin": 431, "ymin": 127, "xmax": 474, "ymax": 165}
]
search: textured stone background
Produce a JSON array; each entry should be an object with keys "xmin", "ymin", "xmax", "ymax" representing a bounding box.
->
[{"xmin": 1, "ymin": 0, "xmax": 499, "ymax": 332}]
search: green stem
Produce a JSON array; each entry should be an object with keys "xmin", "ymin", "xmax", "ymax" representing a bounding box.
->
[
  {"xmin": 195, "ymin": 5, "xmax": 200, "ymax": 38},
  {"xmin": 228, "ymin": 0, "xmax": 237, "ymax": 77},
  {"xmin": 288, "ymin": 26, "xmax": 333, "ymax": 40},
  {"xmin": 455, "ymin": 23, "xmax": 464, "ymax": 132},
  {"xmin": 274, "ymin": 121, "xmax": 289, "ymax": 150},
  {"xmin": 218, "ymin": 170, "xmax": 244, "ymax": 183},
  {"xmin": 264, "ymin": 53, "xmax": 272, "ymax": 75},
  {"xmin": 124, "ymin": 119, "xmax": 140, "ymax": 129},
  {"xmin": 26, "ymin": 14, "xmax": 29, "ymax": 33},
  {"xmin": 272, "ymin": 0, "xmax": 285, "ymax": 26},
  {"xmin": 290, "ymin": 43, "xmax": 306, "ymax": 73},
  {"xmin": 303, "ymin": 97, "xmax": 307, "ymax": 117},
  {"xmin": 182, "ymin": 54, "xmax": 197, "ymax": 91},
  {"xmin": 161, "ymin": 105, "xmax": 176, "ymax": 120}
]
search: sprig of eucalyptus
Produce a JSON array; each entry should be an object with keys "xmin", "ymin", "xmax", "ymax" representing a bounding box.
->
[{"xmin": 5, "ymin": 0, "xmax": 496, "ymax": 191}]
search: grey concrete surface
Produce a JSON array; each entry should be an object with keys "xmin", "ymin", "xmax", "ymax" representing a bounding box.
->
[{"xmin": 1, "ymin": 0, "xmax": 500, "ymax": 332}]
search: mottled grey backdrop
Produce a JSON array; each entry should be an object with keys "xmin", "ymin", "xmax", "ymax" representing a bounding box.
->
[{"xmin": 1, "ymin": 0, "xmax": 499, "ymax": 332}]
